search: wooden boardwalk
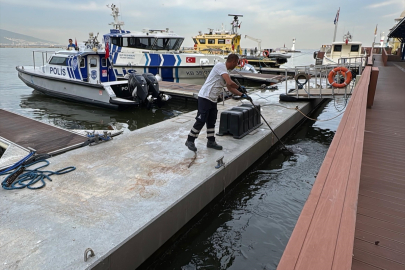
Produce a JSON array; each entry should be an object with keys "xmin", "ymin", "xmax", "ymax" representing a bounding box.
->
[
  {"xmin": 277, "ymin": 55, "xmax": 405, "ymax": 269},
  {"xmin": 0, "ymin": 109, "xmax": 87, "ymax": 154},
  {"xmin": 352, "ymin": 57, "xmax": 405, "ymax": 269}
]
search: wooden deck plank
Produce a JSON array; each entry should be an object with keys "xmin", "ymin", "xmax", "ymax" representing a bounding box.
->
[
  {"xmin": 355, "ymin": 229, "xmax": 405, "ymax": 251},
  {"xmin": 352, "ymin": 249, "xmax": 404, "ymax": 270},
  {"xmin": 332, "ymin": 73, "xmax": 368, "ymax": 270},
  {"xmin": 354, "ymin": 238, "xmax": 405, "ymax": 264},
  {"xmin": 0, "ymin": 109, "xmax": 87, "ymax": 154},
  {"xmin": 353, "ymin": 55, "xmax": 405, "ymax": 269},
  {"xmin": 352, "ymin": 259, "xmax": 383, "ymax": 270},
  {"xmin": 277, "ymin": 65, "xmax": 371, "ymax": 270},
  {"xmin": 356, "ymin": 214, "xmax": 405, "ymax": 234},
  {"xmin": 356, "ymin": 222, "xmax": 405, "ymax": 243},
  {"xmin": 358, "ymin": 190, "xmax": 405, "ymax": 206}
]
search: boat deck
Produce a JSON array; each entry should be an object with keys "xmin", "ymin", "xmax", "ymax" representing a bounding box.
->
[
  {"xmin": 352, "ymin": 57, "xmax": 405, "ymax": 269},
  {"xmin": 0, "ymin": 109, "xmax": 87, "ymax": 155}
]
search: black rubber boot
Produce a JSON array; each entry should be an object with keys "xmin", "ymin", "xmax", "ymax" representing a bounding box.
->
[
  {"xmin": 185, "ymin": 140, "xmax": 197, "ymax": 152},
  {"xmin": 207, "ymin": 140, "xmax": 223, "ymax": 150}
]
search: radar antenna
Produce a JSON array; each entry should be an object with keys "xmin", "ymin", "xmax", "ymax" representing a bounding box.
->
[
  {"xmin": 228, "ymin": 14, "xmax": 243, "ymax": 34},
  {"xmin": 107, "ymin": 3, "xmax": 125, "ymax": 30}
]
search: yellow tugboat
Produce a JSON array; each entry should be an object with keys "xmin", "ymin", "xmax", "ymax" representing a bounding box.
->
[
  {"xmin": 191, "ymin": 15, "xmax": 284, "ymax": 68},
  {"xmin": 192, "ymin": 14, "xmax": 243, "ymax": 55}
]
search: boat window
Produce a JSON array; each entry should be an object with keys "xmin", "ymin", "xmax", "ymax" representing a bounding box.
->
[
  {"xmin": 128, "ymin": 37, "xmax": 153, "ymax": 49},
  {"xmin": 122, "ymin": 38, "xmax": 128, "ymax": 47},
  {"xmin": 174, "ymin": 38, "xmax": 184, "ymax": 50},
  {"xmin": 218, "ymin": 39, "xmax": 225, "ymax": 44},
  {"xmin": 101, "ymin": 58, "xmax": 107, "ymax": 67},
  {"xmin": 193, "ymin": 38, "xmax": 198, "ymax": 44},
  {"xmin": 208, "ymin": 39, "xmax": 215, "ymax": 44},
  {"xmin": 334, "ymin": 45, "xmax": 342, "ymax": 52},
  {"xmin": 111, "ymin": 37, "xmax": 122, "ymax": 46},
  {"xmin": 49, "ymin": 56, "xmax": 67, "ymax": 66},
  {"xmin": 153, "ymin": 38, "xmax": 184, "ymax": 50},
  {"xmin": 80, "ymin": 58, "xmax": 85, "ymax": 68},
  {"xmin": 199, "ymin": 39, "xmax": 206, "ymax": 44},
  {"xmin": 90, "ymin": 58, "xmax": 97, "ymax": 67},
  {"xmin": 350, "ymin": 45, "xmax": 359, "ymax": 52}
]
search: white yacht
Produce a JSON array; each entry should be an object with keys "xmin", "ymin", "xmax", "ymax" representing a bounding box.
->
[
  {"xmin": 315, "ymin": 32, "xmax": 367, "ymax": 66},
  {"xmin": 103, "ymin": 4, "xmax": 225, "ymax": 84}
]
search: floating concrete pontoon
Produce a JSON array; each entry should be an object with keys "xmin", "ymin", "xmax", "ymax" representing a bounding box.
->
[{"xmin": 0, "ymin": 91, "xmax": 322, "ymax": 270}]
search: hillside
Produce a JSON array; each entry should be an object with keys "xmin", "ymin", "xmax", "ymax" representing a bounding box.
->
[{"xmin": 0, "ymin": 29, "xmax": 57, "ymax": 45}]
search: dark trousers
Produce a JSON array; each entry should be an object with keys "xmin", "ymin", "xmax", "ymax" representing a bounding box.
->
[{"xmin": 188, "ymin": 97, "xmax": 218, "ymax": 142}]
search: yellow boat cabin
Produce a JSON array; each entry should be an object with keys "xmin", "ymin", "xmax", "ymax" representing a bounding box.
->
[{"xmin": 192, "ymin": 15, "xmax": 243, "ymax": 55}]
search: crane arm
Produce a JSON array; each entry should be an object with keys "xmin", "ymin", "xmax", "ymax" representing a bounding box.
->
[{"xmin": 244, "ymin": 35, "xmax": 262, "ymax": 53}]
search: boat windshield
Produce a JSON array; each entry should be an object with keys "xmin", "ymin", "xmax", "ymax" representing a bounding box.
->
[
  {"xmin": 110, "ymin": 36, "xmax": 184, "ymax": 50},
  {"xmin": 154, "ymin": 38, "xmax": 183, "ymax": 50}
]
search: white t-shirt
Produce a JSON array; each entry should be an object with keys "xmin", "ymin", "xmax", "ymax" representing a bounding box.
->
[{"xmin": 198, "ymin": 62, "xmax": 229, "ymax": 102}]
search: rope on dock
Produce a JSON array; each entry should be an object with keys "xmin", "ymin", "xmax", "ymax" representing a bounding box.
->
[{"xmin": 1, "ymin": 154, "xmax": 76, "ymax": 190}]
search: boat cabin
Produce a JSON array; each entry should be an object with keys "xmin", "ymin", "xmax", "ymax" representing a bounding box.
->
[
  {"xmin": 328, "ymin": 41, "xmax": 362, "ymax": 59},
  {"xmin": 105, "ymin": 29, "xmax": 184, "ymax": 51},
  {"xmin": 45, "ymin": 51, "xmax": 114, "ymax": 84},
  {"xmin": 192, "ymin": 32, "xmax": 242, "ymax": 54}
]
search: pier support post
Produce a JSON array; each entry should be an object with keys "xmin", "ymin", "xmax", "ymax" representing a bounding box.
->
[{"xmin": 367, "ymin": 67, "xmax": 379, "ymax": 108}]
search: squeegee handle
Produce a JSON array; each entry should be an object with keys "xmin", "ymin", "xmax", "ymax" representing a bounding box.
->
[{"xmin": 248, "ymin": 99, "xmax": 289, "ymax": 151}]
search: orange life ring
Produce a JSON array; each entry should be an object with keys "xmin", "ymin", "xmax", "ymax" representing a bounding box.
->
[
  {"xmin": 263, "ymin": 50, "xmax": 269, "ymax": 57},
  {"xmin": 328, "ymin": 67, "xmax": 352, "ymax": 88},
  {"xmin": 193, "ymin": 44, "xmax": 197, "ymax": 50},
  {"xmin": 238, "ymin": 59, "xmax": 246, "ymax": 67}
]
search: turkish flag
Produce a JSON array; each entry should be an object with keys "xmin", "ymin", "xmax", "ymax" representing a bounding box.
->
[
  {"xmin": 105, "ymin": 42, "xmax": 109, "ymax": 59},
  {"xmin": 186, "ymin": 57, "xmax": 196, "ymax": 63}
]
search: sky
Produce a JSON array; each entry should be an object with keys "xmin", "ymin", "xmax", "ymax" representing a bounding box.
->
[{"xmin": 0, "ymin": 0, "xmax": 404, "ymax": 49}]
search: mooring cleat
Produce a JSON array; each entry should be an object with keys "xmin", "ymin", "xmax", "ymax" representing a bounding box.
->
[
  {"xmin": 185, "ymin": 140, "xmax": 197, "ymax": 152},
  {"xmin": 207, "ymin": 140, "xmax": 223, "ymax": 150}
]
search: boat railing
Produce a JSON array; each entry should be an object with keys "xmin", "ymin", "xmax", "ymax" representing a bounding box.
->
[
  {"xmin": 32, "ymin": 50, "xmax": 56, "ymax": 70},
  {"xmin": 283, "ymin": 62, "xmax": 364, "ymax": 99}
]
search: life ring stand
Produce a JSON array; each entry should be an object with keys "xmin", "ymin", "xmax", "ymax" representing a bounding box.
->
[
  {"xmin": 263, "ymin": 50, "xmax": 269, "ymax": 57},
  {"xmin": 294, "ymin": 72, "xmax": 310, "ymax": 86},
  {"xmin": 238, "ymin": 58, "xmax": 246, "ymax": 68},
  {"xmin": 328, "ymin": 67, "xmax": 352, "ymax": 88}
]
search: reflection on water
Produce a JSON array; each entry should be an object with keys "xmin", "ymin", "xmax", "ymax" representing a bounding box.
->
[
  {"xmin": 140, "ymin": 99, "xmax": 344, "ymax": 270},
  {"xmin": 19, "ymin": 90, "xmax": 196, "ymax": 131}
]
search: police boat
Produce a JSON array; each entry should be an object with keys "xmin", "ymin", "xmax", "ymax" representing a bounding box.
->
[
  {"xmin": 102, "ymin": 4, "xmax": 225, "ymax": 85},
  {"xmin": 16, "ymin": 33, "xmax": 169, "ymax": 109}
]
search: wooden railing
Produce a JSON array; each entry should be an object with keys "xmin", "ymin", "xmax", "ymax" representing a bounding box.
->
[
  {"xmin": 277, "ymin": 61, "xmax": 374, "ymax": 269},
  {"xmin": 382, "ymin": 48, "xmax": 388, "ymax": 66}
]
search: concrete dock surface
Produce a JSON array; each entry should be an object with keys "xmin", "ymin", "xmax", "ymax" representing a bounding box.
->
[{"xmin": 0, "ymin": 91, "xmax": 322, "ymax": 269}]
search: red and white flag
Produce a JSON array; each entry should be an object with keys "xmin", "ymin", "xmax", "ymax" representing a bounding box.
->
[
  {"xmin": 186, "ymin": 57, "xmax": 196, "ymax": 63},
  {"xmin": 105, "ymin": 42, "xmax": 109, "ymax": 58}
]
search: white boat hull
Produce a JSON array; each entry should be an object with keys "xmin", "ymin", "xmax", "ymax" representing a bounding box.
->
[{"xmin": 17, "ymin": 67, "xmax": 138, "ymax": 109}]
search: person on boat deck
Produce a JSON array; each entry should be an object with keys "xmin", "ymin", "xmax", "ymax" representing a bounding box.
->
[
  {"xmin": 185, "ymin": 54, "xmax": 251, "ymax": 152},
  {"xmin": 67, "ymin": 39, "xmax": 76, "ymax": 50}
]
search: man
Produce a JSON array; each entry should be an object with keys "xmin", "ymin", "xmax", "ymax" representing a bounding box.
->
[
  {"xmin": 67, "ymin": 39, "xmax": 76, "ymax": 50},
  {"xmin": 185, "ymin": 54, "xmax": 251, "ymax": 152}
]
